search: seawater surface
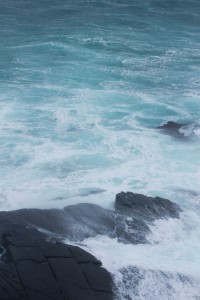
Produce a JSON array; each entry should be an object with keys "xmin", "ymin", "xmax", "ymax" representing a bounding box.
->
[{"xmin": 0, "ymin": 0, "xmax": 200, "ymax": 299}]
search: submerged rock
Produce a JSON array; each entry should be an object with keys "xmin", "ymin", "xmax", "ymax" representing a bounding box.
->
[
  {"xmin": 157, "ymin": 121, "xmax": 200, "ymax": 139},
  {"xmin": 157, "ymin": 121, "xmax": 186, "ymax": 131},
  {"xmin": 157, "ymin": 121, "xmax": 188, "ymax": 138}
]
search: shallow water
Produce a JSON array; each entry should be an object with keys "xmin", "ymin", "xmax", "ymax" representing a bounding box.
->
[{"xmin": 1, "ymin": 0, "xmax": 200, "ymax": 298}]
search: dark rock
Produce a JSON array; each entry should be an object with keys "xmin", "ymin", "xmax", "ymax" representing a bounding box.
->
[
  {"xmin": 0, "ymin": 192, "xmax": 183, "ymax": 299},
  {"xmin": 157, "ymin": 121, "xmax": 188, "ymax": 138},
  {"xmin": 0, "ymin": 208, "xmax": 68, "ymax": 236},
  {"xmin": 57, "ymin": 283, "xmax": 96, "ymax": 300},
  {"xmin": 63, "ymin": 203, "xmax": 115, "ymax": 241},
  {"xmin": 69, "ymin": 245, "xmax": 101, "ymax": 265},
  {"xmin": 94, "ymin": 291, "xmax": 114, "ymax": 300},
  {"xmin": 37, "ymin": 240, "xmax": 72, "ymax": 258},
  {"xmin": 2, "ymin": 229, "xmax": 36, "ymax": 248},
  {"xmin": 80, "ymin": 263, "xmax": 113, "ymax": 292},
  {"xmin": 113, "ymin": 192, "xmax": 181, "ymax": 245},
  {"xmin": 0, "ymin": 227, "xmax": 114, "ymax": 300},
  {"xmin": 48, "ymin": 257, "xmax": 92, "ymax": 288},
  {"xmin": 16, "ymin": 260, "xmax": 62, "ymax": 299},
  {"xmin": 24, "ymin": 290, "xmax": 63, "ymax": 300},
  {"xmin": 0, "ymin": 263, "xmax": 26, "ymax": 299},
  {"xmin": 0, "ymin": 192, "xmax": 181, "ymax": 249},
  {"xmin": 5, "ymin": 245, "xmax": 45, "ymax": 263},
  {"xmin": 0, "ymin": 203, "xmax": 115, "ymax": 242},
  {"xmin": 157, "ymin": 121, "xmax": 186, "ymax": 131},
  {"xmin": 115, "ymin": 214, "xmax": 149, "ymax": 244},
  {"xmin": 115, "ymin": 192, "xmax": 181, "ymax": 222}
]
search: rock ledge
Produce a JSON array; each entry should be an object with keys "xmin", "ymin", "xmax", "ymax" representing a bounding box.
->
[{"xmin": 0, "ymin": 226, "xmax": 113, "ymax": 300}]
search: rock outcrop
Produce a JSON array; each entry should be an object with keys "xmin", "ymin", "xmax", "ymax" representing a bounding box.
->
[
  {"xmin": 115, "ymin": 192, "xmax": 181, "ymax": 221},
  {"xmin": 0, "ymin": 225, "xmax": 113, "ymax": 300},
  {"xmin": 157, "ymin": 121, "xmax": 186, "ymax": 131},
  {"xmin": 157, "ymin": 121, "xmax": 187, "ymax": 138},
  {"xmin": 0, "ymin": 192, "xmax": 182, "ymax": 245},
  {"xmin": 157, "ymin": 121, "xmax": 200, "ymax": 139},
  {"xmin": 0, "ymin": 192, "xmax": 182, "ymax": 299},
  {"xmin": 114, "ymin": 192, "xmax": 181, "ymax": 244}
]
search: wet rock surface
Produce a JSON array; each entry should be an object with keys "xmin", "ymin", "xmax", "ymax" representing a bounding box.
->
[
  {"xmin": 157, "ymin": 121, "xmax": 188, "ymax": 138},
  {"xmin": 0, "ymin": 226, "xmax": 113, "ymax": 300},
  {"xmin": 157, "ymin": 121, "xmax": 200, "ymax": 140},
  {"xmin": 0, "ymin": 192, "xmax": 182, "ymax": 245},
  {"xmin": 115, "ymin": 192, "xmax": 181, "ymax": 221},
  {"xmin": 0, "ymin": 192, "xmax": 182, "ymax": 299},
  {"xmin": 114, "ymin": 192, "xmax": 181, "ymax": 244},
  {"xmin": 157, "ymin": 121, "xmax": 186, "ymax": 131}
]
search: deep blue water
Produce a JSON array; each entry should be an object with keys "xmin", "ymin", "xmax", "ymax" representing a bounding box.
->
[{"xmin": 0, "ymin": 1, "xmax": 200, "ymax": 298}]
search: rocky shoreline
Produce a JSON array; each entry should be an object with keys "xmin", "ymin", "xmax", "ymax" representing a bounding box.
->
[{"xmin": 0, "ymin": 192, "xmax": 182, "ymax": 299}]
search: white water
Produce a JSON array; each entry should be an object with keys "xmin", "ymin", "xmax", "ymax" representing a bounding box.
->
[
  {"xmin": 70, "ymin": 210, "xmax": 200, "ymax": 299},
  {"xmin": 1, "ymin": 0, "xmax": 200, "ymax": 298}
]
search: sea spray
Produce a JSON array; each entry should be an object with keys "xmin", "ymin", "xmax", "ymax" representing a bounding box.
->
[{"xmin": 0, "ymin": 0, "xmax": 200, "ymax": 298}]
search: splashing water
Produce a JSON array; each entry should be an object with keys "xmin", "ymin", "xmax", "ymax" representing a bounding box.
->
[{"xmin": 1, "ymin": 0, "xmax": 200, "ymax": 298}]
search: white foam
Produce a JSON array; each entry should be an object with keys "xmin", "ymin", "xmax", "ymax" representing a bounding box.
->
[
  {"xmin": 1, "ymin": 109, "xmax": 200, "ymax": 212},
  {"xmin": 70, "ymin": 211, "xmax": 200, "ymax": 299}
]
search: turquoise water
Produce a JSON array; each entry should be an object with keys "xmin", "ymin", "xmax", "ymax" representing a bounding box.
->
[
  {"xmin": 1, "ymin": 0, "xmax": 200, "ymax": 210},
  {"xmin": 1, "ymin": 1, "xmax": 200, "ymax": 298}
]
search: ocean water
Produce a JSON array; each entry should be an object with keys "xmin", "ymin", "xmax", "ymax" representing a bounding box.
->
[{"xmin": 1, "ymin": 0, "xmax": 200, "ymax": 298}]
